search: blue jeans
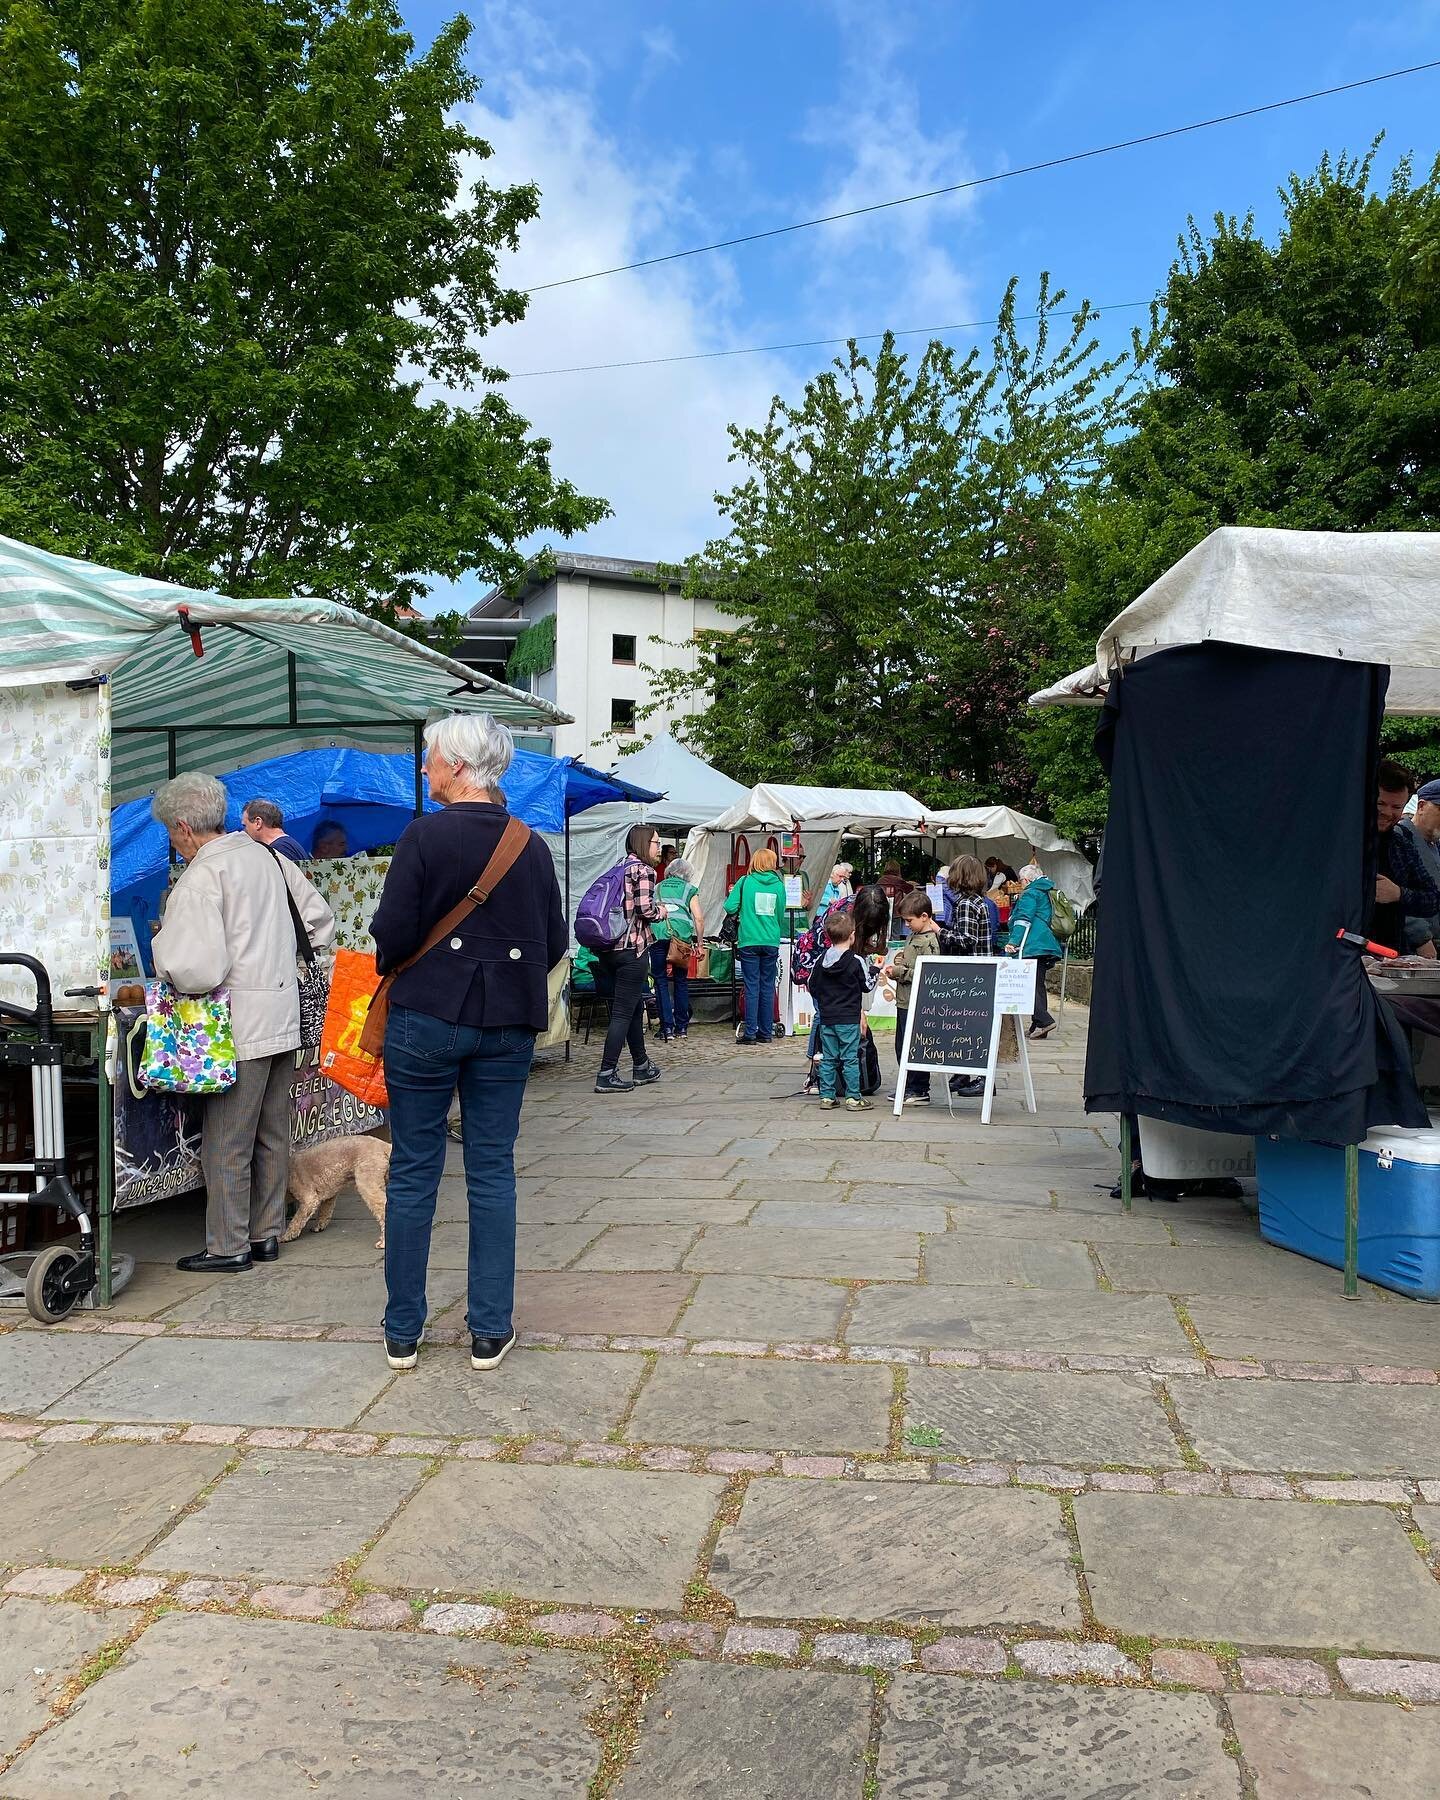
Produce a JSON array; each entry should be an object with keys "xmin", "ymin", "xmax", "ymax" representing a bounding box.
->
[
  {"xmin": 818, "ymin": 1022, "xmax": 860, "ymax": 1099},
  {"xmin": 739, "ymin": 944, "xmax": 779, "ymax": 1041},
  {"xmin": 648, "ymin": 941, "xmax": 691, "ymax": 1034},
  {"xmin": 382, "ymin": 1005, "xmax": 534, "ymax": 1343}
]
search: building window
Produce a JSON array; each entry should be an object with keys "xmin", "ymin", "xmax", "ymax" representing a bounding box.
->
[
  {"xmin": 612, "ymin": 633, "xmax": 637, "ymax": 665},
  {"xmin": 610, "ymin": 698, "xmax": 637, "ymax": 733}
]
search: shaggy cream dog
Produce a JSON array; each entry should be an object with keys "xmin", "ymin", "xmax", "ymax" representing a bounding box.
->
[{"xmin": 283, "ymin": 1134, "xmax": 390, "ymax": 1249}]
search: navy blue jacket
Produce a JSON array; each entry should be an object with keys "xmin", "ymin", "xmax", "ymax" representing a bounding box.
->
[{"xmin": 370, "ymin": 803, "xmax": 567, "ymax": 1031}]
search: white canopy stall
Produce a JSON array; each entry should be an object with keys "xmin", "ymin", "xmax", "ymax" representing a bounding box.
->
[
  {"xmin": 682, "ymin": 783, "xmax": 930, "ymax": 931},
  {"xmin": 919, "ymin": 806, "xmax": 1095, "ymax": 911}
]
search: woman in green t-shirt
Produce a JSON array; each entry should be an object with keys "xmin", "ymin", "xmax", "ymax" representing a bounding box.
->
[{"xmin": 650, "ymin": 856, "xmax": 704, "ymax": 1041}]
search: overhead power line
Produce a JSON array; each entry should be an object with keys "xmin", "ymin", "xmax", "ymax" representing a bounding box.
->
[
  {"xmin": 503, "ymin": 300, "xmax": 1154, "ymax": 379},
  {"xmin": 522, "ymin": 60, "xmax": 1440, "ymax": 296}
]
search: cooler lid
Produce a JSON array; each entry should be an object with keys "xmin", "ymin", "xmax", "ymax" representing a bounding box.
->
[{"xmin": 1362, "ymin": 1124, "xmax": 1440, "ymax": 1166}]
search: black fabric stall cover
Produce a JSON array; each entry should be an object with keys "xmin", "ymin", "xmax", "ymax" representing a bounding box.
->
[{"xmin": 1086, "ymin": 643, "xmax": 1426, "ymax": 1144}]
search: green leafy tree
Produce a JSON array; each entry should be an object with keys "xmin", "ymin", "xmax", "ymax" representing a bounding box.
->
[
  {"xmin": 645, "ymin": 278, "xmax": 1128, "ymax": 808},
  {"xmin": 1030, "ymin": 147, "xmax": 1440, "ymax": 839},
  {"xmin": 0, "ymin": 0, "xmax": 607, "ymax": 625}
]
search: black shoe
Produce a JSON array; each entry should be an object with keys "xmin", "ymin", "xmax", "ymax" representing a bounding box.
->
[
  {"xmin": 1193, "ymin": 1176, "xmax": 1245, "ymax": 1199},
  {"xmin": 1109, "ymin": 1168, "xmax": 1148, "ymax": 1200},
  {"xmin": 949, "ymin": 1075, "xmax": 985, "ymax": 1097},
  {"xmin": 471, "ymin": 1329, "xmax": 517, "ymax": 1371},
  {"xmin": 385, "ymin": 1334, "xmax": 422, "ymax": 1370},
  {"xmin": 632, "ymin": 1059, "xmax": 662, "ymax": 1084},
  {"xmin": 176, "ymin": 1249, "xmax": 252, "ymax": 1273},
  {"xmin": 249, "ymin": 1236, "xmax": 280, "ymax": 1262},
  {"xmin": 595, "ymin": 1069, "xmax": 635, "ymax": 1093}
]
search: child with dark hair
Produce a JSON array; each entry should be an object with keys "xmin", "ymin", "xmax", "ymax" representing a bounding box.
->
[
  {"xmin": 886, "ymin": 890, "xmax": 942, "ymax": 1104},
  {"xmin": 807, "ymin": 909, "xmax": 878, "ymax": 1111}
]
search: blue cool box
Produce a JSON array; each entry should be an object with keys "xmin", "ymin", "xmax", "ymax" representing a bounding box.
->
[{"xmin": 1256, "ymin": 1129, "xmax": 1440, "ymax": 1302}]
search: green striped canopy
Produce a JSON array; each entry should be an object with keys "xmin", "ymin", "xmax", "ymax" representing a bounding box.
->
[{"xmin": 0, "ymin": 535, "xmax": 567, "ymax": 801}]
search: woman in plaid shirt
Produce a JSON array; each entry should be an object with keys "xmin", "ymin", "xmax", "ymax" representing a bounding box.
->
[
  {"xmin": 596, "ymin": 825, "xmax": 665, "ymax": 1093},
  {"xmin": 941, "ymin": 856, "xmax": 994, "ymax": 956}
]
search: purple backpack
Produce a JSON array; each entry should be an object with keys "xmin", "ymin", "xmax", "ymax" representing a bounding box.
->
[{"xmin": 575, "ymin": 861, "xmax": 629, "ymax": 950}]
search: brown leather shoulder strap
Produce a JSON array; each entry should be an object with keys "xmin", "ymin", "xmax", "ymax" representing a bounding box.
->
[{"xmin": 392, "ymin": 815, "xmax": 532, "ymax": 978}]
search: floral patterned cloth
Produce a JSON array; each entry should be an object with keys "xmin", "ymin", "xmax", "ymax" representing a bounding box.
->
[
  {"xmin": 138, "ymin": 981, "xmax": 238, "ymax": 1093},
  {"xmin": 310, "ymin": 854, "xmax": 392, "ymax": 952}
]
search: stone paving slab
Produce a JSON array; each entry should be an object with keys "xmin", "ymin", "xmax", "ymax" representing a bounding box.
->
[
  {"xmin": 43, "ymin": 1336, "xmax": 393, "ymax": 1428},
  {"xmin": 513, "ymin": 1223, "xmax": 609, "ymax": 1269},
  {"xmin": 1185, "ymin": 1295, "xmax": 1440, "ymax": 1367},
  {"xmin": 923, "ymin": 1233, "xmax": 1100, "ymax": 1290},
  {"xmin": 821, "ymin": 1152, "xmax": 958, "ymax": 1188},
  {"xmin": 944, "ymin": 1199, "xmax": 1175, "ymax": 1243},
  {"xmin": 0, "ymin": 1330, "xmax": 138, "ymax": 1414},
  {"xmin": 159, "ymin": 1263, "xmax": 463, "ymax": 1327},
  {"xmin": 86, "ymin": 1259, "xmax": 224, "ymax": 1316},
  {"xmin": 1, "ymin": 1441, "xmax": 233, "ymax": 1566},
  {"xmin": 836, "ymin": 1182, "xmax": 972, "ymax": 1209},
  {"xmin": 515, "ymin": 1190, "xmax": 603, "ymax": 1224},
  {"xmin": 1, "ymin": 1612, "xmax": 606, "ymax": 1797},
  {"xmin": 628, "ymin": 1357, "xmax": 891, "ymax": 1452},
  {"xmin": 1097, "ymin": 1243, "xmax": 1379, "ymax": 1300},
  {"xmin": 576, "ymin": 1191, "xmax": 756, "ymax": 1226},
  {"xmin": 676, "ymin": 1273, "xmax": 849, "ymax": 1343},
  {"xmin": 1173, "ymin": 1380, "xmax": 1440, "ymax": 1476},
  {"xmin": 906, "ymin": 1368, "xmax": 1180, "ymax": 1468},
  {"xmin": 258, "ymin": 1213, "xmax": 388, "ymax": 1266},
  {"xmin": 572, "ymin": 1225, "xmax": 698, "ymax": 1271},
  {"xmin": 684, "ymin": 1225, "xmax": 920, "ymax": 1280},
  {"xmin": 1415, "ymin": 1505, "xmax": 1440, "ymax": 1546},
  {"xmin": 361, "ymin": 1462, "xmax": 725, "ymax": 1609},
  {"xmin": 1231, "ymin": 1694, "xmax": 1440, "ymax": 1800},
  {"xmin": 846, "ymin": 1284, "xmax": 1193, "ymax": 1355},
  {"xmin": 750, "ymin": 1199, "xmax": 952, "ymax": 1232},
  {"xmin": 1075, "ymin": 1493, "xmax": 1440, "ymax": 1653},
  {"xmin": 141, "ymin": 1450, "xmax": 424, "ymax": 1581},
  {"xmin": 614, "ymin": 1661, "xmax": 869, "ymax": 1799},
  {"xmin": 0, "ymin": 1597, "xmax": 142, "ymax": 1760},
  {"xmin": 0, "ymin": 1440, "xmax": 36, "ymax": 1486},
  {"xmin": 359, "ymin": 1348, "xmax": 642, "ymax": 1442},
  {"xmin": 875, "ymin": 1675, "xmax": 1241, "ymax": 1799},
  {"xmin": 712, "ymin": 1479, "xmax": 1079, "ymax": 1627},
  {"xmin": 513, "ymin": 1272, "xmax": 693, "ymax": 1336}
]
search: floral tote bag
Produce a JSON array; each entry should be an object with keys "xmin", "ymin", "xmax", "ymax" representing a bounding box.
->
[{"xmin": 139, "ymin": 982, "xmax": 238, "ymax": 1094}]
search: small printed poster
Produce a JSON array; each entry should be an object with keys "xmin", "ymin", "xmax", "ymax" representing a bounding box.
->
[
  {"xmin": 994, "ymin": 958, "xmax": 1037, "ymax": 1014},
  {"xmin": 783, "ymin": 874, "xmax": 805, "ymax": 909},
  {"xmin": 108, "ymin": 915, "xmax": 145, "ymax": 982}
]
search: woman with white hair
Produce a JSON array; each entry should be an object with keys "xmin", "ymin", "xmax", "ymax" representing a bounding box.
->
[
  {"xmin": 650, "ymin": 854, "xmax": 703, "ymax": 1041},
  {"xmin": 369, "ymin": 713, "xmax": 567, "ymax": 1376},
  {"xmin": 150, "ymin": 771, "xmax": 336, "ymax": 1273}
]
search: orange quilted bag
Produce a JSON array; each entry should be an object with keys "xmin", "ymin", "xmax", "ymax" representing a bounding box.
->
[{"xmin": 319, "ymin": 948, "xmax": 389, "ymax": 1109}]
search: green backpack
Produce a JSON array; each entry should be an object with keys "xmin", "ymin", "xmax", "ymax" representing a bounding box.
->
[{"xmin": 1048, "ymin": 889, "xmax": 1076, "ymax": 943}]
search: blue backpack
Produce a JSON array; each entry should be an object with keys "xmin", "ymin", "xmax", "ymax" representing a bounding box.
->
[{"xmin": 575, "ymin": 861, "xmax": 629, "ymax": 950}]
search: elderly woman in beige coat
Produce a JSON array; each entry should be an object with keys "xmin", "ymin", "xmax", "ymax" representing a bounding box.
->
[{"xmin": 150, "ymin": 772, "xmax": 336, "ymax": 1273}]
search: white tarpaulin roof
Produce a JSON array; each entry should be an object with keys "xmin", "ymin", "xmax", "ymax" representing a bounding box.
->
[
  {"xmin": 1031, "ymin": 526, "xmax": 1440, "ymax": 714},
  {"xmin": 702, "ymin": 782, "xmax": 929, "ymax": 834},
  {"xmin": 606, "ymin": 732, "xmax": 748, "ymax": 827},
  {"xmin": 922, "ymin": 806, "xmax": 1095, "ymax": 910}
]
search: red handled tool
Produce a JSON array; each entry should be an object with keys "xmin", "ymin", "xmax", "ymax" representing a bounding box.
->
[{"xmin": 1336, "ymin": 929, "xmax": 1398, "ymax": 958}]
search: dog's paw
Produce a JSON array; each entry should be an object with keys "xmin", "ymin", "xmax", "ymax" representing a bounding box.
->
[
  {"xmin": 280, "ymin": 1224, "xmax": 303, "ymax": 1244},
  {"xmin": 374, "ymin": 1235, "xmax": 385, "ymax": 1250}
]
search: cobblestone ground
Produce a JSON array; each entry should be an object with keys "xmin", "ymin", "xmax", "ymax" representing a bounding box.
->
[{"xmin": 3, "ymin": 1011, "xmax": 1440, "ymax": 1796}]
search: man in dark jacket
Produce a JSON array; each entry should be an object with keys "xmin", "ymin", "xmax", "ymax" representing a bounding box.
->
[{"xmin": 1372, "ymin": 760, "xmax": 1440, "ymax": 954}]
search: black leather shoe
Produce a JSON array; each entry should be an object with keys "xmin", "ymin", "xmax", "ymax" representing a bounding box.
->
[
  {"xmin": 250, "ymin": 1236, "xmax": 280, "ymax": 1262},
  {"xmin": 176, "ymin": 1249, "xmax": 252, "ymax": 1273},
  {"xmin": 632, "ymin": 1059, "xmax": 662, "ymax": 1084},
  {"xmin": 471, "ymin": 1329, "xmax": 517, "ymax": 1371}
]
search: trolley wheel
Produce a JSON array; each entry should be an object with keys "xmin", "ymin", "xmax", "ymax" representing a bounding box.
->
[{"xmin": 25, "ymin": 1244, "xmax": 85, "ymax": 1324}]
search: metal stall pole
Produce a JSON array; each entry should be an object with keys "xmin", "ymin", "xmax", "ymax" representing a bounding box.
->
[
  {"xmin": 413, "ymin": 724, "xmax": 424, "ymax": 820},
  {"xmin": 1343, "ymin": 1141, "xmax": 1360, "ymax": 1297},
  {"xmin": 564, "ymin": 810, "xmax": 573, "ymax": 1065},
  {"xmin": 1119, "ymin": 1114, "xmax": 1133, "ymax": 1213},
  {"xmin": 95, "ymin": 1012, "xmax": 113, "ymax": 1305}
]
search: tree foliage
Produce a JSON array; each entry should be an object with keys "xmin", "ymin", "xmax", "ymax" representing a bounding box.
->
[
  {"xmin": 647, "ymin": 278, "xmax": 1128, "ymax": 808},
  {"xmin": 1028, "ymin": 148, "xmax": 1440, "ymax": 839},
  {"xmin": 0, "ymin": 0, "xmax": 607, "ymax": 622}
]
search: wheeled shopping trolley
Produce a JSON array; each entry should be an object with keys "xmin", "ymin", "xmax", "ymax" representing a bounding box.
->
[{"xmin": 0, "ymin": 953, "xmax": 101, "ymax": 1322}]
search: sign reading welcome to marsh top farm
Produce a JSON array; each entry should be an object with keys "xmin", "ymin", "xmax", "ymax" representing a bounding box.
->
[{"xmin": 895, "ymin": 957, "xmax": 1037, "ymax": 1123}]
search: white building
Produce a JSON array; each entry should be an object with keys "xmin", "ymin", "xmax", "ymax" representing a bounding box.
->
[{"xmin": 457, "ymin": 554, "xmax": 739, "ymax": 764}]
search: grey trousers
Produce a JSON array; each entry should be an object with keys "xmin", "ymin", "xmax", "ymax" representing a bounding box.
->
[{"xmin": 199, "ymin": 1052, "xmax": 294, "ymax": 1255}]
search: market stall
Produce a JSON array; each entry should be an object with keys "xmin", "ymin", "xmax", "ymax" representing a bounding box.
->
[
  {"xmin": 0, "ymin": 533, "xmax": 568, "ymax": 1308},
  {"xmin": 1031, "ymin": 525, "xmax": 1440, "ymax": 1294},
  {"xmin": 920, "ymin": 806, "xmax": 1095, "ymax": 912}
]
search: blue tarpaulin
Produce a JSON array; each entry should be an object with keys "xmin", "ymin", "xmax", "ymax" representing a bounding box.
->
[{"xmin": 112, "ymin": 747, "xmax": 662, "ymax": 906}]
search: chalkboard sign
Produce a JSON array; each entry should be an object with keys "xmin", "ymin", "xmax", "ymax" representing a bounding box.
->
[
  {"xmin": 894, "ymin": 957, "xmax": 1037, "ymax": 1125},
  {"xmin": 903, "ymin": 959, "xmax": 999, "ymax": 1072}
]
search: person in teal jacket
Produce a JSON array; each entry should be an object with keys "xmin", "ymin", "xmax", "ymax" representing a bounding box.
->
[
  {"xmin": 724, "ymin": 849, "xmax": 788, "ymax": 1044},
  {"xmin": 1002, "ymin": 873, "xmax": 1062, "ymax": 1039}
]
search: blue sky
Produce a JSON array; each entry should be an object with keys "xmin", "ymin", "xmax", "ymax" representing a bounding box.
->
[{"xmin": 395, "ymin": 0, "xmax": 1440, "ymax": 609}]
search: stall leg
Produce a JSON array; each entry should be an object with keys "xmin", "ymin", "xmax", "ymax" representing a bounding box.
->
[
  {"xmin": 1343, "ymin": 1140, "xmax": 1359, "ymax": 1298},
  {"xmin": 1120, "ymin": 1114, "xmax": 1133, "ymax": 1214},
  {"xmin": 96, "ymin": 1018, "xmax": 113, "ymax": 1307}
]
